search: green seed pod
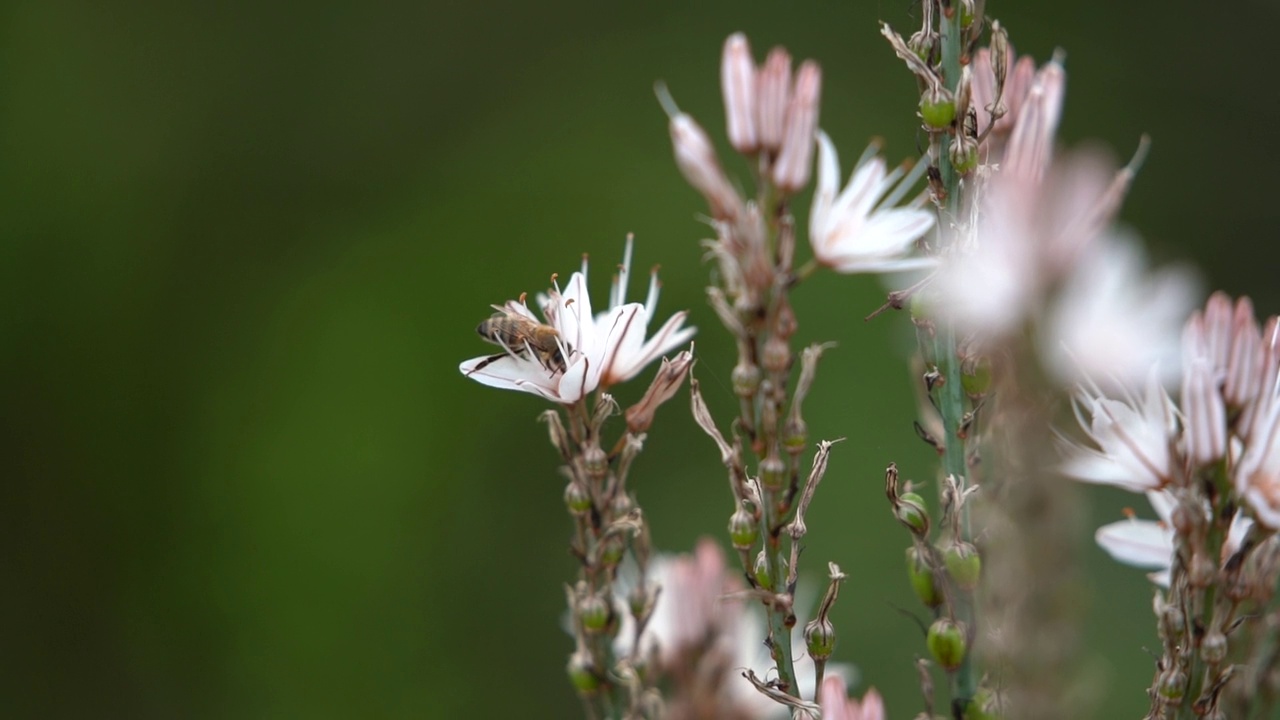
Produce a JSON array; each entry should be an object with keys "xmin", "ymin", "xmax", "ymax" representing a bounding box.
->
[
  {"xmin": 728, "ymin": 508, "xmax": 759, "ymax": 550},
  {"xmin": 582, "ymin": 446, "xmax": 608, "ymax": 481},
  {"xmin": 964, "ymin": 687, "xmax": 1004, "ymax": 720},
  {"xmin": 732, "ymin": 361, "xmax": 761, "ymax": 397},
  {"xmin": 920, "ymin": 95, "xmax": 956, "ymax": 129},
  {"xmin": 896, "ymin": 492, "xmax": 930, "ymax": 536},
  {"xmin": 944, "ymin": 541, "xmax": 982, "ymax": 592},
  {"xmin": 564, "ymin": 481, "xmax": 592, "ymax": 515},
  {"xmin": 759, "ymin": 455, "xmax": 787, "ymax": 492},
  {"xmin": 753, "ymin": 551, "xmax": 774, "ymax": 591},
  {"xmin": 906, "ymin": 546, "xmax": 942, "ymax": 608},
  {"xmin": 804, "ymin": 618, "xmax": 836, "ymax": 661},
  {"xmin": 567, "ymin": 653, "xmax": 600, "ymax": 694},
  {"xmin": 1201, "ymin": 631, "xmax": 1228, "ymax": 664},
  {"xmin": 599, "ymin": 535, "xmax": 626, "ymax": 569},
  {"xmin": 579, "ymin": 593, "xmax": 611, "ymax": 634},
  {"xmin": 782, "ymin": 418, "xmax": 808, "ymax": 454},
  {"xmin": 927, "ymin": 618, "xmax": 967, "ymax": 671},
  {"xmin": 1157, "ymin": 667, "xmax": 1187, "ymax": 701},
  {"xmin": 961, "ymin": 356, "xmax": 993, "ymax": 399}
]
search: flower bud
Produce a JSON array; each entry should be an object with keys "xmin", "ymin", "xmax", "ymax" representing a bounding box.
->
[
  {"xmin": 756, "ymin": 47, "xmax": 792, "ymax": 153},
  {"xmin": 669, "ymin": 113, "xmax": 746, "ymax": 220},
  {"xmin": 772, "ymin": 60, "xmax": 821, "ymax": 194},
  {"xmin": 580, "ymin": 593, "xmax": 612, "ymax": 634},
  {"xmin": 896, "ymin": 492, "xmax": 931, "ymax": 536},
  {"xmin": 804, "ymin": 616, "xmax": 837, "ymax": 661},
  {"xmin": 944, "ymin": 541, "xmax": 982, "ymax": 592},
  {"xmin": 721, "ymin": 33, "xmax": 759, "ymax": 154},
  {"xmin": 729, "ymin": 507, "xmax": 759, "ymax": 549},
  {"xmin": 625, "ymin": 349, "xmax": 695, "ymax": 433},
  {"xmin": 906, "ymin": 545, "xmax": 942, "ymax": 608},
  {"xmin": 927, "ymin": 618, "xmax": 967, "ymax": 670},
  {"xmin": 564, "ymin": 480, "xmax": 593, "ymax": 515},
  {"xmin": 567, "ymin": 651, "xmax": 601, "ymax": 694}
]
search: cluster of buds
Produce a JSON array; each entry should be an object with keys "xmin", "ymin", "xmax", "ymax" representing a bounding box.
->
[{"xmin": 1065, "ymin": 292, "xmax": 1280, "ymax": 717}]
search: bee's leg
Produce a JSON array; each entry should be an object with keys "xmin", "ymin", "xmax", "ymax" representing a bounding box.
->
[{"xmin": 466, "ymin": 352, "xmax": 509, "ymax": 376}]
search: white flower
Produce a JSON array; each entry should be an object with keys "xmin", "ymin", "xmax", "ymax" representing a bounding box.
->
[
  {"xmin": 808, "ymin": 131, "xmax": 936, "ymax": 274},
  {"xmin": 459, "ymin": 237, "xmax": 695, "ymax": 404},
  {"xmin": 1236, "ymin": 372, "xmax": 1280, "ymax": 528},
  {"xmin": 1061, "ymin": 369, "xmax": 1178, "ymax": 492},
  {"xmin": 1097, "ymin": 491, "xmax": 1253, "ymax": 586},
  {"xmin": 1041, "ymin": 232, "xmax": 1197, "ymax": 388}
]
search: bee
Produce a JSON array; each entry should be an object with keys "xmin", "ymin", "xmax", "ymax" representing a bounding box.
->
[{"xmin": 468, "ymin": 307, "xmax": 568, "ymax": 375}]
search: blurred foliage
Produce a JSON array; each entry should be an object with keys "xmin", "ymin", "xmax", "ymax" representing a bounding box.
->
[{"xmin": 2, "ymin": 0, "xmax": 1279, "ymax": 717}]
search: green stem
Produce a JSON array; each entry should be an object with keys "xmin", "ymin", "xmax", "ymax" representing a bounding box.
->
[{"xmin": 935, "ymin": 0, "xmax": 977, "ymax": 707}]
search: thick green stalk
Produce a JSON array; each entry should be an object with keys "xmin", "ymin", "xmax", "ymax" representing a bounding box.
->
[{"xmin": 935, "ymin": 0, "xmax": 977, "ymax": 705}]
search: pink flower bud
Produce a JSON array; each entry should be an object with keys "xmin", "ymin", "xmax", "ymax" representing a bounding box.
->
[
  {"xmin": 1004, "ymin": 58, "xmax": 1065, "ymax": 182},
  {"xmin": 721, "ymin": 33, "xmax": 758, "ymax": 154},
  {"xmin": 669, "ymin": 113, "xmax": 745, "ymax": 220},
  {"xmin": 756, "ymin": 47, "xmax": 792, "ymax": 153},
  {"xmin": 772, "ymin": 60, "xmax": 821, "ymax": 194}
]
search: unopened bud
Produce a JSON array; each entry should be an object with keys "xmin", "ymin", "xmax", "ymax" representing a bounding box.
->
[
  {"xmin": 804, "ymin": 617, "xmax": 837, "ymax": 661},
  {"xmin": 944, "ymin": 541, "xmax": 982, "ymax": 591},
  {"xmin": 729, "ymin": 507, "xmax": 759, "ymax": 549},
  {"xmin": 759, "ymin": 454, "xmax": 787, "ymax": 492},
  {"xmin": 896, "ymin": 492, "xmax": 931, "ymax": 536},
  {"xmin": 721, "ymin": 33, "xmax": 759, "ymax": 154},
  {"xmin": 756, "ymin": 47, "xmax": 792, "ymax": 153},
  {"xmin": 907, "ymin": 545, "xmax": 942, "ymax": 607},
  {"xmin": 564, "ymin": 480, "xmax": 592, "ymax": 515},
  {"xmin": 732, "ymin": 361, "xmax": 762, "ymax": 397},
  {"xmin": 927, "ymin": 618, "xmax": 967, "ymax": 670},
  {"xmin": 772, "ymin": 60, "xmax": 821, "ymax": 194},
  {"xmin": 669, "ymin": 113, "xmax": 745, "ymax": 220},
  {"xmin": 580, "ymin": 593, "xmax": 612, "ymax": 633}
]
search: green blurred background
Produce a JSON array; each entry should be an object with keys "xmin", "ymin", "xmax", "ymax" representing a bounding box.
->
[{"xmin": 4, "ymin": 0, "xmax": 1278, "ymax": 717}]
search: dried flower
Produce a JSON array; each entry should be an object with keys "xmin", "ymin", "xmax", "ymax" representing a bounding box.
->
[
  {"xmin": 460, "ymin": 237, "xmax": 695, "ymax": 404},
  {"xmin": 808, "ymin": 131, "xmax": 936, "ymax": 274}
]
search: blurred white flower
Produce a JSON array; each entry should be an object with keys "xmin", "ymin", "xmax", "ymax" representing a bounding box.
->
[
  {"xmin": 1041, "ymin": 231, "xmax": 1197, "ymax": 388},
  {"xmin": 1061, "ymin": 369, "xmax": 1178, "ymax": 492},
  {"xmin": 817, "ymin": 676, "xmax": 885, "ymax": 720},
  {"xmin": 808, "ymin": 131, "xmax": 935, "ymax": 274},
  {"xmin": 459, "ymin": 237, "xmax": 695, "ymax": 404},
  {"xmin": 615, "ymin": 539, "xmax": 832, "ymax": 719}
]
